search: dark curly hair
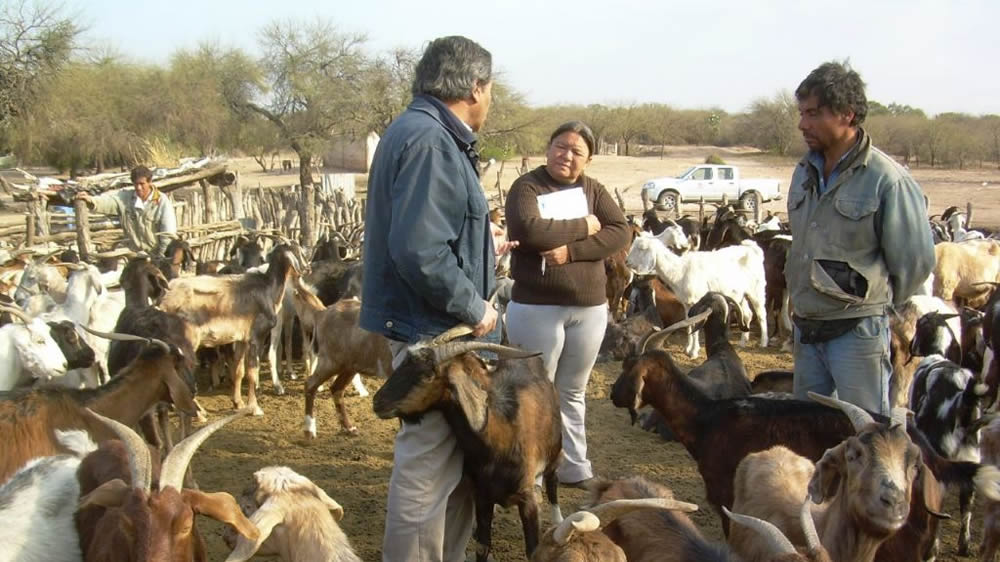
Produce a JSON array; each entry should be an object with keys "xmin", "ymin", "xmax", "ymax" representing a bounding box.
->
[{"xmin": 795, "ymin": 61, "xmax": 868, "ymax": 127}]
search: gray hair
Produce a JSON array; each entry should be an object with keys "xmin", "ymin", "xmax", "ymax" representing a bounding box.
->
[{"xmin": 412, "ymin": 36, "xmax": 492, "ymax": 102}]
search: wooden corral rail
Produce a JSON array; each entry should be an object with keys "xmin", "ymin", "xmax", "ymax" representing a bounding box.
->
[{"xmin": 4, "ymin": 170, "xmax": 367, "ymax": 260}]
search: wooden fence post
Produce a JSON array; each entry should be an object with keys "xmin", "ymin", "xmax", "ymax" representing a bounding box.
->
[
  {"xmin": 73, "ymin": 198, "xmax": 92, "ymax": 261},
  {"xmin": 25, "ymin": 214, "xmax": 35, "ymax": 246}
]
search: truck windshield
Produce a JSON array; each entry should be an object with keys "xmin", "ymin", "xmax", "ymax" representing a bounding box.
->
[{"xmin": 678, "ymin": 167, "xmax": 695, "ymax": 179}]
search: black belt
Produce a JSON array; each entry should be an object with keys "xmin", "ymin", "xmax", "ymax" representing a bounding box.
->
[{"xmin": 793, "ymin": 315, "xmax": 863, "ymax": 344}]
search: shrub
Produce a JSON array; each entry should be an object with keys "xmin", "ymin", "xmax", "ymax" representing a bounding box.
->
[{"xmin": 704, "ymin": 153, "xmax": 726, "ymax": 165}]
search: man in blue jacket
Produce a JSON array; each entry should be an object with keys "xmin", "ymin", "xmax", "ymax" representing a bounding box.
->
[
  {"xmin": 360, "ymin": 36, "xmax": 499, "ymax": 561},
  {"xmin": 786, "ymin": 61, "xmax": 935, "ymax": 415}
]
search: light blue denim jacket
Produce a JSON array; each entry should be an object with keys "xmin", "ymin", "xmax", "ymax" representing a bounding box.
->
[{"xmin": 785, "ymin": 129, "xmax": 935, "ymax": 320}]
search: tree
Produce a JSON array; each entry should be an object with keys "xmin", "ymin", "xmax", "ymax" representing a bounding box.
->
[
  {"xmin": 356, "ymin": 47, "xmax": 417, "ymax": 135},
  {"xmin": 742, "ymin": 90, "xmax": 799, "ymax": 155},
  {"xmin": 607, "ymin": 103, "xmax": 644, "ymax": 156},
  {"xmin": 0, "ymin": 0, "xmax": 80, "ymax": 153},
  {"xmin": 165, "ymin": 43, "xmax": 258, "ymax": 156},
  {"xmin": 226, "ymin": 18, "xmax": 369, "ymax": 246}
]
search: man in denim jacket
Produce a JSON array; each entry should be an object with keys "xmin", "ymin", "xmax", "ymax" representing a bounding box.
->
[
  {"xmin": 360, "ymin": 36, "xmax": 501, "ymax": 562},
  {"xmin": 786, "ymin": 61, "xmax": 935, "ymax": 416}
]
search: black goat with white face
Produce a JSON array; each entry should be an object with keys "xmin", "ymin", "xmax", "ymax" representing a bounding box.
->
[
  {"xmin": 910, "ymin": 353, "xmax": 992, "ymax": 556},
  {"xmin": 373, "ymin": 339, "xmax": 563, "ymax": 562}
]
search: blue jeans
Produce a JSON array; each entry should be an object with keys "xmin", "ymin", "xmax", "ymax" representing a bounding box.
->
[{"xmin": 792, "ymin": 314, "xmax": 891, "ymax": 416}]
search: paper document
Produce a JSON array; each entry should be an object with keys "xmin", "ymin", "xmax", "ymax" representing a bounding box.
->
[
  {"xmin": 537, "ymin": 188, "xmax": 589, "ymax": 275},
  {"xmin": 536, "ymin": 187, "xmax": 589, "ymax": 220}
]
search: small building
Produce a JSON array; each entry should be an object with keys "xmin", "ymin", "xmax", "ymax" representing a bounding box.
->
[{"xmin": 324, "ymin": 131, "xmax": 380, "ymax": 172}]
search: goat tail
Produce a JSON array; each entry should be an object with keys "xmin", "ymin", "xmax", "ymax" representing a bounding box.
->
[{"xmin": 54, "ymin": 429, "xmax": 98, "ymax": 458}]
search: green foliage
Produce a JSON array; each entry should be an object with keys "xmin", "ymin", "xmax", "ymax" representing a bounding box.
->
[
  {"xmin": 705, "ymin": 153, "xmax": 726, "ymax": 165},
  {"xmin": 0, "ymin": 0, "xmax": 80, "ymax": 151}
]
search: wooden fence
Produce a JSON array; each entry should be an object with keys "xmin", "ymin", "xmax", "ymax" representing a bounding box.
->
[{"xmin": 5, "ymin": 171, "xmax": 365, "ymax": 262}]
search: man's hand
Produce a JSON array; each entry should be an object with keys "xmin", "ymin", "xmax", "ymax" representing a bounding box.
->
[
  {"xmin": 585, "ymin": 214, "xmax": 602, "ymax": 236},
  {"xmin": 472, "ymin": 300, "xmax": 498, "ymax": 337},
  {"xmin": 74, "ymin": 192, "xmax": 92, "ymax": 203},
  {"xmin": 496, "ymin": 240, "xmax": 519, "ymax": 256},
  {"xmin": 541, "ymin": 245, "xmax": 569, "ymax": 266}
]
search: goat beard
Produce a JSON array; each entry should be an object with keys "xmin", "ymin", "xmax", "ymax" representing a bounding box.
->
[{"xmin": 628, "ymin": 407, "xmax": 639, "ymax": 426}]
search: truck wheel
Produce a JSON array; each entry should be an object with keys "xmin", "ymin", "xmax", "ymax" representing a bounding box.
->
[
  {"xmin": 657, "ymin": 191, "xmax": 679, "ymax": 215},
  {"xmin": 739, "ymin": 191, "xmax": 761, "ymax": 217}
]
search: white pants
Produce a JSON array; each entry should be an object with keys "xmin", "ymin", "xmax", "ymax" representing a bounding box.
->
[
  {"xmin": 382, "ymin": 342, "xmax": 474, "ymax": 562},
  {"xmin": 505, "ymin": 301, "xmax": 607, "ymax": 483}
]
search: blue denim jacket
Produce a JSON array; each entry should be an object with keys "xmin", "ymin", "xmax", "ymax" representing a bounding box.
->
[{"xmin": 359, "ymin": 96, "xmax": 495, "ymax": 343}]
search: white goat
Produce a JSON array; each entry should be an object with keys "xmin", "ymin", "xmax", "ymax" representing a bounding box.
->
[
  {"xmin": 0, "ymin": 429, "xmax": 96, "ymax": 562},
  {"xmin": 0, "ymin": 305, "xmax": 69, "ymax": 390},
  {"xmin": 626, "ymin": 234, "xmax": 767, "ymax": 357},
  {"xmin": 225, "ymin": 466, "xmax": 361, "ymax": 562}
]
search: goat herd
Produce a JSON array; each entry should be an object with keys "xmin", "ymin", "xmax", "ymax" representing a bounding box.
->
[{"xmin": 0, "ymin": 199, "xmax": 998, "ymax": 561}]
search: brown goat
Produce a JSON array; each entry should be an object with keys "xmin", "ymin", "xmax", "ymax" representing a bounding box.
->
[
  {"xmin": 75, "ymin": 410, "xmax": 258, "ymax": 561},
  {"xmin": 290, "ymin": 282, "xmax": 391, "ymax": 437},
  {"xmin": 373, "ymin": 339, "xmax": 562, "ymax": 562},
  {"xmin": 0, "ymin": 342, "xmax": 197, "ymax": 485},
  {"xmin": 160, "ymin": 245, "xmax": 301, "ymax": 415},
  {"xmin": 223, "ymin": 466, "xmax": 362, "ymax": 562},
  {"xmin": 586, "ymin": 476, "xmax": 827, "ymax": 562},
  {"xmin": 729, "ymin": 395, "xmax": 934, "ymax": 562},
  {"xmin": 531, "ymin": 497, "xmax": 698, "ymax": 562}
]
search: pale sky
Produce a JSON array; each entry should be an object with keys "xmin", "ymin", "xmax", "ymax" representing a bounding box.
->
[{"xmin": 71, "ymin": 0, "xmax": 999, "ymax": 116}]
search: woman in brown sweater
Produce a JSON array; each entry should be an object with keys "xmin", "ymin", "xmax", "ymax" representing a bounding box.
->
[{"xmin": 504, "ymin": 121, "xmax": 630, "ymax": 488}]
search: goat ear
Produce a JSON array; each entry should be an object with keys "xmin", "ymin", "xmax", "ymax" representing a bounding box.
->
[
  {"xmin": 223, "ymin": 496, "xmax": 282, "ymax": 562},
  {"xmin": 446, "ymin": 364, "xmax": 488, "ymax": 433},
  {"xmin": 307, "ymin": 482, "xmax": 345, "ymax": 521},
  {"xmin": 164, "ymin": 368, "xmax": 198, "ymax": 417},
  {"xmin": 79, "ymin": 478, "xmax": 130, "ymax": 509},
  {"xmin": 184, "ymin": 490, "xmax": 260, "ymax": 541},
  {"xmin": 808, "ymin": 442, "xmax": 846, "ymax": 503},
  {"xmin": 917, "ymin": 466, "xmax": 949, "ymax": 519}
]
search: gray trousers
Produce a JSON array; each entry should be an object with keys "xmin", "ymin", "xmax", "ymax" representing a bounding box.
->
[
  {"xmin": 382, "ymin": 341, "xmax": 474, "ymax": 562},
  {"xmin": 792, "ymin": 314, "xmax": 892, "ymax": 416},
  {"xmin": 505, "ymin": 301, "xmax": 607, "ymax": 483}
]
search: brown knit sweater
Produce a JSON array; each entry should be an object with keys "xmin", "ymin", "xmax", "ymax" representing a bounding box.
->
[{"xmin": 505, "ymin": 166, "xmax": 629, "ymax": 306}]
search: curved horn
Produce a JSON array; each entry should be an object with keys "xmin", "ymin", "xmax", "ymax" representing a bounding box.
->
[
  {"xmin": 723, "ymin": 506, "xmax": 797, "ymax": 555},
  {"xmin": 86, "ymin": 409, "xmax": 152, "ymax": 492},
  {"xmin": 800, "ymin": 498, "xmax": 821, "ymax": 552},
  {"xmin": 0, "ymin": 304, "xmax": 32, "ymax": 324},
  {"xmin": 552, "ymin": 511, "xmax": 600, "ymax": 545},
  {"xmin": 160, "ymin": 409, "xmax": 251, "ymax": 491},
  {"xmin": 890, "ymin": 407, "xmax": 911, "ymax": 428},
  {"xmin": 430, "ymin": 294, "xmax": 501, "ymax": 346},
  {"xmin": 587, "ymin": 498, "xmax": 698, "ymax": 530},
  {"xmin": 49, "ymin": 261, "xmax": 87, "ymax": 271},
  {"xmin": 807, "ymin": 391, "xmax": 875, "ymax": 431},
  {"xmin": 431, "ymin": 341, "xmax": 540, "ymax": 365},
  {"xmin": 77, "ymin": 324, "xmax": 170, "ymax": 353},
  {"xmin": 640, "ymin": 309, "xmax": 713, "ymax": 353},
  {"xmin": 431, "ymin": 324, "xmax": 475, "ymax": 345},
  {"xmin": 722, "ymin": 295, "xmax": 747, "ymax": 331}
]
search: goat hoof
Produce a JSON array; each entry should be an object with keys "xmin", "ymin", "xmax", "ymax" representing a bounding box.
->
[
  {"xmin": 273, "ymin": 384, "xmax": 286, "ymax": 396},
  {"xmin": 303, "ymin": 430, "xmax": 317, "ymax": 440},
  {"xmin": 251, "ymin": 406, "xmax": 264, "ymax": 416},
  {"xmin": 289, "ymin": 373, "xmax": 298, "ymax": 381},
  {"xmin": 344, "ymin": 426, "xmax": 359, "ymax": 435},
  {"xmin": 232, "ymin": 399, "xmax": 246, "ymax": 410}
]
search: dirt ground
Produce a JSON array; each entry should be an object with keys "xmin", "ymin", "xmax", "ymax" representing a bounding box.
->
[{"xmin": 191, "ymin": 330, "xmax": 984, "ymax": 561}]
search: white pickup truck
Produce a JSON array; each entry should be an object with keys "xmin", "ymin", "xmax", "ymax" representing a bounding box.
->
[{"xmin": 640, "ymin": 165, "xmax": 782, "ymax": 215}]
